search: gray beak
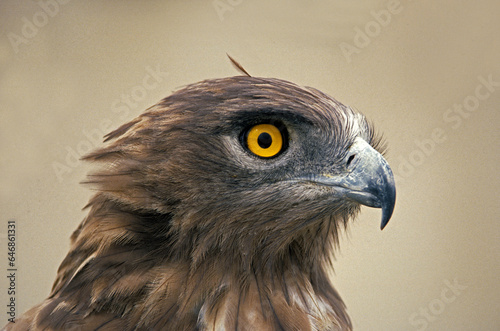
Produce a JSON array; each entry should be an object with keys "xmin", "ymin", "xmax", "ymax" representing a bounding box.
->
[{"xmin": 316, "ymin": 137, "xmax": 396, "ymax": 229}]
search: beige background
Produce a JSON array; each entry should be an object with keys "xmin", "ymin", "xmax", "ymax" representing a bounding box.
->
[{"xmin": 1, "ymin": 1, "xmax": 499, "ymax": 330}]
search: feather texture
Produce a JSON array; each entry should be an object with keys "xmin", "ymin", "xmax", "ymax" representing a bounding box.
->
[{"xmin": 4, "ymin": 76, "xmax": 395, "ymax": 330}]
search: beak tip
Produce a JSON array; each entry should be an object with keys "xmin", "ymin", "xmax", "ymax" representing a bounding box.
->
[
  {"xmin": 380, "ymin": 219, "xmax": 389, "ymax": 230},
  {"xmin": 379, "ymin": 190, "xmax": 396, "ymax": 230}
]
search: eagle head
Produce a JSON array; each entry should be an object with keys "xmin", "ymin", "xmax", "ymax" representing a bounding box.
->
[
  {"xmin": 85, "ymin": 76, "xmax": 395, "ymax": 267},
  {"xmin": 8, "ymin": 76, "xmax": 396, "ymax": 331}
]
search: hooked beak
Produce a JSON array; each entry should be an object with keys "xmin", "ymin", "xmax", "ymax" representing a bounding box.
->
[{"xmin": 314, "ymin": 137, "xmax": 396, "ymax": 229}]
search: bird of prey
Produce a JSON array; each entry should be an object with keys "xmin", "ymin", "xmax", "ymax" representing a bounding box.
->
[{"xmin": 5, "ymin": 73, "xmax": 395, "ymax": 330}]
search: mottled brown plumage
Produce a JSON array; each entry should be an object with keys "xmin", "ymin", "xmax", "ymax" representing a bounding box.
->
[{"xmin": 4, "ymin": 76, "xmax": 395, "ymax": 330}]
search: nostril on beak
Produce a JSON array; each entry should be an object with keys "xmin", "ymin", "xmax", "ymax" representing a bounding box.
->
[{"xmin": 346, "ymin": 154, "xmax": 355, "ymax": 167}]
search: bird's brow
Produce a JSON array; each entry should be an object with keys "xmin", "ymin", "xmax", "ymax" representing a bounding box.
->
[{"xmin": 225, "ymin": 108, "xmax": 314, "ymax": 128}]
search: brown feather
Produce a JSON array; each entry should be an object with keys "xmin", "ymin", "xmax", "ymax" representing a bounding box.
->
[
  {"xmin": 0, "ymin": 76, "xmax": 393, "ymax": 330},
  {"xmin": 227, "ymin": 53, "xmax": 252, "ymax": 77}
]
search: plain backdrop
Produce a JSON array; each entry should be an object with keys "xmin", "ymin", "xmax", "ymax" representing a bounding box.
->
[{"xmin": 1, "ymin": 1, "xmax": 499, "ymax": 330}]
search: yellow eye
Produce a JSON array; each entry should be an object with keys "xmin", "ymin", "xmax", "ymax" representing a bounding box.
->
[{"xmin": 246, "ymin": 124, "xmax": 284, "ymax": 158}]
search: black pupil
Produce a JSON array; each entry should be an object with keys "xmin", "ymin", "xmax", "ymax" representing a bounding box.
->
[{"xmin": 257, "ymin": 132, "xmax": 273, "ymax": 149}]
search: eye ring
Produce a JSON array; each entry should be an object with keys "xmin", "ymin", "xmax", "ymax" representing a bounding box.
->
[{"xmin": 244, "ymin": 123, "xmax": 286, "ymax": 158}]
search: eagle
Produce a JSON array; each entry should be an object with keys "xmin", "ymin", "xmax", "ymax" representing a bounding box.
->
[{"xmin": 5, "ymin": 73, "xmax": 395, "ymax": 330}]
